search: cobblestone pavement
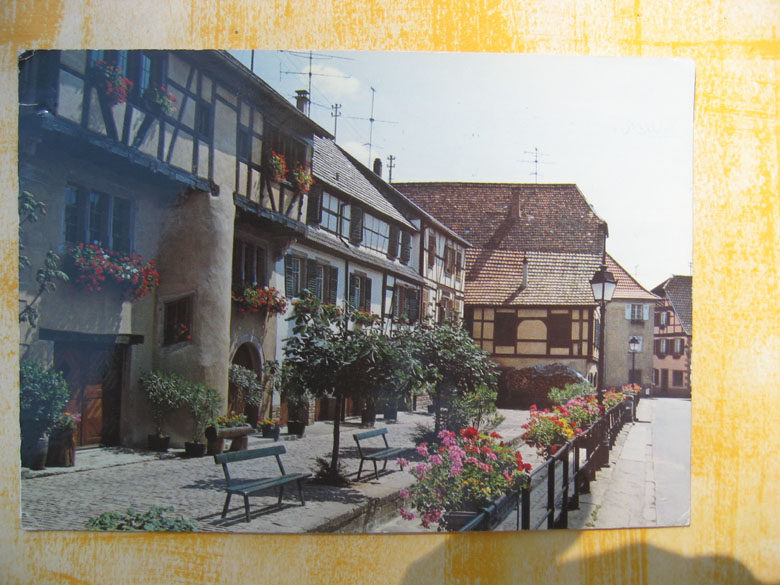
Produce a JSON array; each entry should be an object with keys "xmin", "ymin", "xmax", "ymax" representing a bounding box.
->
[{"xmin": 21, "ymin": 409, "xmax": 535, "ymax": 534}]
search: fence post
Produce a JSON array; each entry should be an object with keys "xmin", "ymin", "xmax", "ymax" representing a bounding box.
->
[
  {"xmin": 547, "ymin": 458, "xmax": 556, "ymax": 529},
  {"xmin": 521, "ymin": 487, "xmax": 530, "ymax": 530},
  {"xmin": 559, "ymin": 448, "xmax": 569, "ymax": 528},
  {"xmin": 570, "ymin": 442, "xmax": 581, "ymax": 509}
]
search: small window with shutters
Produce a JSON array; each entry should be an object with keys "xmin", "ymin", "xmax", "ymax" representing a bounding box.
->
[
  {"xmin": 349, "ymin": 206, "xmax": 364, "ymax": 244},
  {"xmin": 444, "ymin": 245, "xmax": 456, "ymax": 274},
  {"xmin": 284, "ymin": 254, "xmax": 303, "ymax": 298},
  {"xmin": 400, "ymin": 231, "xmax": 412, "ymax": 265},
  {"xmin": 392, "ymin": 285, "xmax": 420, "ymax": 323},
  {"xmin": 387, "ymin": 225, "xmax": 400, "ymax": 260},
  {"xmin": 349, "ymin": 273, "xmax": 372, "ymax": 311},
  {"xmin": 233, "ymin": 240, "xmax": 266, "ymax": 287}
]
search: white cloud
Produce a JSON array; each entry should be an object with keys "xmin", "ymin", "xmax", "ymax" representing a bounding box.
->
[
  {"xmin": 306, "ymin": 64, "xmax": 361, "ymax": 100},
  {"xmin": 341, "ymin": 140, "xmax": 371, "ymax": 165}
]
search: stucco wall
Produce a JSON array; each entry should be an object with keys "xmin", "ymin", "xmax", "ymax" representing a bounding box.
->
[{"xmin": 603, "ymin": 300, "xmax": 655, "ymax": 389}]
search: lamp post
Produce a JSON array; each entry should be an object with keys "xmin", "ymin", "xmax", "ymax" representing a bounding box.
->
[
  {"xmin": 629, "ymin": 336, "xmax": 640, "ymax": 384},
  {"xmin": 590, "ymin": 264, "xmax": 617, "ymax": 408}
]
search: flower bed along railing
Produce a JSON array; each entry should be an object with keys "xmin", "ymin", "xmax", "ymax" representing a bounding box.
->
[{"xmin": 64, "ymin": 243, "xmax": 159, "ymax": 300}]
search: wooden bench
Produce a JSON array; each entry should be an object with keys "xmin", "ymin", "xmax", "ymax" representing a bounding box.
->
[
  {"xmin": 214, "ymin": 445, "xmax": 311, "ymax": 522},
  {"xmin": 353, "ymin": 427, "xmax": 406, "ymax": 481}
]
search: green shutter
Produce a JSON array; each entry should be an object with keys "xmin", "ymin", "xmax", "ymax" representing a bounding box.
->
[
  {"xmin": 306, "ymin": 259, "xmax": 320, "ymax": 297},
  {"xmin": 363, "ymin": 277, "xmax": 372, "ymax": 311},
  {"xmin": 349, "ymin": 273, "xmax": 359, "ymax": 309},
  {"xmin": 284, "ymin": 255, "xmax": 298, "ymax": 297},
  {"xmin": 406, "ymin": 288, "xmax": 419, "ymax": 322},
  {"xmin": 349, "ymin": 206, "xmax": 364, "ymax": 243},
  {"xmin": 400, "ymin": 231, "xmax": 411, "ymax": 265},
  {"xmin": 328, "ymin": 266, "xmax": 339, "ymax": 305},
  {"xmin": 387, "ymin": 225, "xmax": 400, "ymax": 259},
  {"xmin": 306, "ymin": 189, "xmax": 322, "ymax": 224}
]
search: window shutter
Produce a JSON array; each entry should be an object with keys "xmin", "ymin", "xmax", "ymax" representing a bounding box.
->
[
  {"xmin": 362, "ymin": 277, "xmax": 372, "ymax": 311},
  {"xmin": 284, "ymin": 255, "xmax": 297, "ymax": 297},
  {"xmin": 392, "ymin": 286, "xmax": 401, "ymax": 318},
  {"xmin": 406, "ymin": 288, "xmax": 419, "ymax": 322},
  {"xmin": 349, "ymin": 273, "xmax": 359, "ymax": 308},
  {"xmin": 643, "ymin": 304, "xmax": 650, "ymax": 320},
  {"xmin": 306, "ymin": 189, "xmax": 322, "ymax": 224},
  {"xmin": 400, "ymin": 231, "xmax": 412, "ymax": 265},
  {"xmin": 349, "ymin": 206, "xmax": 364, "ymax": 243},
  {"xmin": 306, "ymin": 259, "xmax": 320, "ymax": 297},
  {"xmin": 456, "ymin": 250, "xmax": 463, "ymax": 276},
  {"xmin": 387, "ymin": 225, "xmax": 400, "ymax": 259},
  {"xmin": 625, "ymin": 304, "xmax": 632, "ymax": 320},
  {"xmin": 328, "ymin": 266, "xmax": 338, "ymax": 305},
  {"xmin": 427, "ymin": 234, "xmax": 436, "ymax": 268}
]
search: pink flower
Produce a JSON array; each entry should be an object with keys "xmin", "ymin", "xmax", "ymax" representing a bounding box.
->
[
  {"xmin": 396, "ymin": 457, "xmax": 409, "ymax": 469},
  {"xmin": 399, "ymin": 508, "xmax": 415, "ymax": 521},
  {"xmin": 399, "ymin": 489, "xmax": 410, "ymax": 499},
  {"xmin": 417, "ymin": 443, "xmax": 429, "ymax": 457},
  {"xmin": 428, "ymin": 454, "xmax": 444, "ymax": 466}
]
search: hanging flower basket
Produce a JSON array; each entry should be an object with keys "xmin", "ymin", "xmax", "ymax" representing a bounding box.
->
[
  {"xmin": 142, "ymin": 83, "xmax": 178, "ymax": 116},
  {"xmin": 231, "ymin": 283, "xmax": 288, "ymax": 316},
  {"xmin": 291, "ymin": 162, "xmax": 314, "ymax": 194},
  {"xmin": 64, "ymin": 243, "xmax": 160, "ymax": 301},
  {"xmin": 268, "ymin": 151, "xmax": 288, "ymax": 183},
  {"xmin": 89, "ymin": 61, "xmax": 134, "ymax": 107}
]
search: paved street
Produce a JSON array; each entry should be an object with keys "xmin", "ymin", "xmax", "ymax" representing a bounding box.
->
[
  {"xmin": 21, "ymin": 409, "xmax": 537, "ymax": 534},
  {"xmin": 568, "ymin": 397, "xmax": 691, "ymax": 529}
]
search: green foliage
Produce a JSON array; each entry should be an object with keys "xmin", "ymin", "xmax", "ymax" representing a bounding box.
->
[
  {"xmin": 444, "ymin": 384, "xmax": 504, "ymax": 432},
  {"xmin": 18, "ymin": 191, "xmax": 68, "ymax": 328},
  {"xmin": 228, "ymin": 364, "xmax": 263, "ymax": 407},
  {"xmin": 398, "ymin": 321, "xmax": 499, "ymax": 432},
  {"xmin": 548, "ymin": 381, "xmax": 595, "ymax": 406},
  {"xmin": 19, "ymin": 360, "xmax": 70, "ymax": 441},
  {"xmin": 85, "ymin": 506, "xmax": 196, "ymax": 532},
  {"xmin": 182, "ymin": 381, "xmax": 221, "ymax": 443},
  {"xmin": 139, "ymin": 371, "xmax": 187, "ymax": 435}
]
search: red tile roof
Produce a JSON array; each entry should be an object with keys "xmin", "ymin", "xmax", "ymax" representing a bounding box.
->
[
  {"xmin": 606, "ymin": 254, "xmax": 659, "ymax": 301},
  {"xmin": 393, "ymin": 182, "xmax": 607, "ymax": 256},
  {"xmin": 465, "ymin": 249, "xmax": 601, "ymax": 306}
]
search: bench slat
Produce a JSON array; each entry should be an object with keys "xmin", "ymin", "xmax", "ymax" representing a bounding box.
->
[
  {"xmin": 353, "ymin": 428, "xmax": 388, "ymax": 441},
  {"xmin": 227, "ymin": 473, "xmax": 311, "ymax": 496},
  {"xmin": 214, "ymin": 444, "xmax": 286, "ymax": 464},
  {"xmin": 362, "ymin": 447, "xmax": 405, "ymax": 461}
]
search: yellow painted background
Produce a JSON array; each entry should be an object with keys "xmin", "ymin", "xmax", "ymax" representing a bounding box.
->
[{"xmin": 1, "ymin": 2, "xmax": 778, "ymax": 584}]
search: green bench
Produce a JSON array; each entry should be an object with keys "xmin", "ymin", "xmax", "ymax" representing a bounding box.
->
[
  {"xmin": 353, "ymin": 427, "xmax": 407, "ymax": 481},
  {"xmin": 214, "ymin": 445, "xmax": 311, "ymax": 522}
]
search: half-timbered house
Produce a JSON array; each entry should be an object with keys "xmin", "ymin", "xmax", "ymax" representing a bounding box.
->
[
  {"xmin": 651, "ymin": 275, "xmax": 692, "ymax": 396},
  {"xmin": 394, "ymin": 182, "xmax": 609, "ymax": 383},
  {"xmin": 18, "ymin": 50, "xmax": 331, "ymax": 447}
]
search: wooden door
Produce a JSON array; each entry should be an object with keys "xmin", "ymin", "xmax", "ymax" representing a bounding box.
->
[
  {"xmin": 660, "ymin": 369, "xmax": 669, "ymax": 391},
  {"xmin": 54, "ymin": 342, "xmax": 123, "ymax": 447}
]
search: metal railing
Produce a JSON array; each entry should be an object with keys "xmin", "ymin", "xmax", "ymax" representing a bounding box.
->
[{"xmin": 458, "ymin": 396, "xmax": 636, "ymax": 532}]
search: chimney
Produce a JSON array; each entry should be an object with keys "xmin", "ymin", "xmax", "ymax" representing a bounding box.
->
[
  {"xmin": 521, "ymin": 253, "xmax": 529, "ymax": 290},
  {"xmin": 373, "ymin": 157, "xmax": 383, "ymax": 177},
  {"xmin": 295, "ymin": 90, "xmax": 310, "ymax": 116},
  {"xmin": 511, "ymin": 186, "xmax": 523, "ymax": 218}
]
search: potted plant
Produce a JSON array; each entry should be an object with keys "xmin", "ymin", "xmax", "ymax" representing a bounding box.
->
[
  {"xmin": 398, "ymin": 427, "xmax": 531, "ymax": 531},
  {"xmin": 291, "ymin": 162, "xmax": 314, "ymax": 194},
  {"xmin": 142, "ymin": 83, "xmax": 178, "ymax": 116},
  {"xmin": 19, "ymin": 361, "xmax": 69, "ymax": 470},
  {"xmin": 46, "ymin": 412, "xmax": 80, "ymax": 467},
  {"xmin": 205, "ymin": 412, "xmax": 252, "ymax": 454},
  {"xmin": 259, "ymin": 418, "xmax": 281, "ymax": 441},
  {"xmin": 140, "ymin": 371, "xmax": 186, "ymax": 452},
  {"xmin": 268, "ymin": 151, "xmax": 287, "ymax": 183},
  {"xmin": 231, "ymin": 284, "xmax": 288, "ymax": 316},
  {"xmin": 88, "ymin": 60, "xmax": 133, "ymax": 106},
  {"xmin": 182, "ymin": 380, "xmax": 221, "ymax": 457},
  {"xmin": 228, "ymin": 364, "xmax": 265, "ymax": 427}
]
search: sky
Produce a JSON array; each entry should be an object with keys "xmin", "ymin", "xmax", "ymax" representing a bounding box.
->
[{"xmin": 233, "ymin": 50, "xmax": 694, "ymax": 291}]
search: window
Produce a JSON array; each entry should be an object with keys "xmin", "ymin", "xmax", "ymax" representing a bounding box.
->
[
  {"xmin": 660, "ymin": 311, "xmax": 669, "ymax": 326},
  {"xmin": 444, "ymin": 246, "xmax": 456, "ymax": 275},
  {"xmin": 233, "ymin": 241, "xmax": 266, "ymax": 286},
  {"xmin": 626, "ymin": 303, "xmax": 649, "ymax": 321},
  {"xmin": 674, "ymin": 338, "xmax": 685, "ymax": 354},
  {"xmin": 284, "ymin": 255, "xmax": 302, "ymax": 298},
  {"xmin": 306, "ymin": 260, "xmax": 339, "ymax": 304},
  {"xmin": 657, "ymin": 338, "xmax": 668, "ymax": 355},
  {"xmin": 399, "ymin": 231, "xmax": 412, "ymax": 265},
  {"xmin": 64, "ymin": 185, "xmax": 133, "ymax": 253},
  {"xmin": 456, "ymin": 250, "xmax": 463, "ymax": 278},
  {"xmin": 195, "ymin": 99, "xmax": 213, "ymax": 140},
  {"xmin": 237, "ymin": 128, "xmax": 251, "ymax": 163},
  {"xmin": 163, "ymin": 295, "xmax": 193, "ymax": 346},
  {"xmin": 548, "ymin": 313, "xmax": 571, "ymax": 348},
  {"xmin": 263, "ymin": 124, "xmax": 308, "ymax": 174},
  {"xmin": 393, "ymin": 285, "xmax": 420, "ymax": 322},
  {"xmin": 653, "ymin": 369, "xmax": 659, "ymax": 385},
  {"xmin": 349, "ymin": 273, "xmax": 372, "ymax": 311},
  {"xmin": 494, "ymin": 312, "xmax": 516, "ymax": 345},
  {"xmin": 362, "ymin": 213, "xmax": 390, "ymax": 254},
  {"xmin": 427, "ymin": 233, "xmax": 436, "ymax": 268},
  {"xmin": 319, "ymin": 192, "xmax": 350, "ymax": 236},
  {"xmin": 672, "ymin": 370, "xmax": 684, "ymax": 386},
  {"xmin": 437, "ymin": 293, "xmax": 455, "ymax": 325}
]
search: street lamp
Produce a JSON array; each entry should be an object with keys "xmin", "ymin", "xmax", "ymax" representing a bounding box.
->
[
  {"xmin": 590, "ymin": 264, "xmax": 617, "ymax": 407},
  {"xmin": 629, "ymin": 336, "xmax": 640, "ymax": 384}
]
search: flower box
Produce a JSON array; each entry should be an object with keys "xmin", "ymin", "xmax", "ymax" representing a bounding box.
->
[{"xmin": 204, "ymin": 424, "xmax": 253, "ymax": 454}]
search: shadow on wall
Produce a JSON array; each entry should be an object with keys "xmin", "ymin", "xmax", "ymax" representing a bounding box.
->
[{"xmin": 396, "ymin": 534, "xmax": 773, "ymax": 585}]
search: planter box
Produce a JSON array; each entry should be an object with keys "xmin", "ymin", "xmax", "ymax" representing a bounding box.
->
[
  {"xmin": 261, "ymin": 425, "xmax": 280, "ymax": 441},
  {"xmin": 204, "ymin": 424, "xmax": 254, "ymax": 454},
  {"xmin": 47, "ymin": 430, "xmax": 76, "ymax": 467},
  {"xmin": 286, "ymin": 421, "xmax": 306, "ymax": 437}
]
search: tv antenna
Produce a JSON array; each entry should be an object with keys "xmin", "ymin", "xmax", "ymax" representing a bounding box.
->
[
  {"xmin": 520, "ymin": 148, "xmax": 553, "ymax": 183},
  {"xmin": 348, "ymin": 87, "xmax": 397, "ymax": 166},
  {"xmin": 331, "ymin": 103, "xmax": 342, "ymax": 138},
  {"xmin": 278, "ymin": 50, "xmax": 352, "ymax": 115},
  {"xmin": 386, "ymin": 155, "xmax": 396, "ymax": 183}
]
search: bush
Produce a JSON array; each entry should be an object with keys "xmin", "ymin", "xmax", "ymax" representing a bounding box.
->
[
  {"xmin": 548, "ymin": 381, "xmax": 595, "ymax": 406},
  {"xmin": 183, "ymin": 381, "xmax": 221, "ymax": 443},
  {"xmin": 228, "ymin": 364, "xmax": 263, "ymax": 407},
  {"xmin": 20, "ymin": 360, "xmax": 70, "ymax": 442},
  {"xmin": 442, "ymin": 384, "xmax": 504, "ymax": 432},
  {"xmin": 140, "ymin": 371, "xmax": 186, "ymax": 436},
  {"xmin": 86, "ymin": 506, "xmax": 196, "ymax": 532}
]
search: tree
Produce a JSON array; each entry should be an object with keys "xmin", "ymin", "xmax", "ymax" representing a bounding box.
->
[
  {"xmin": 280, "ymin": 291, "xmax": 413, "ymax": 483},
  {"xmin": 18, "ymin": 191, "xmax": 68, "ymax": 327},
  {"xmin": 401, "ymin": 321, "xmax": 499, "ymax": 434}
]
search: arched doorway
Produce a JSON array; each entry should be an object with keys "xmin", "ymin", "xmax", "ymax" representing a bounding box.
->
[{"xmin": 229, "ymin": 342, "xmax": 262, "ymax": 427}]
